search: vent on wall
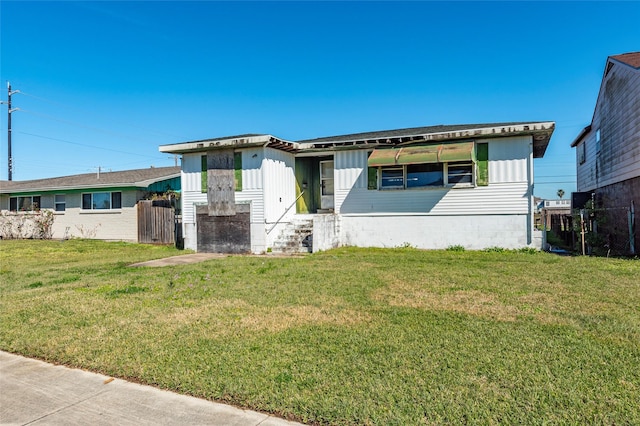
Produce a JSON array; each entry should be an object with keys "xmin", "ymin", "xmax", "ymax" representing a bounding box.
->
[{"xmin": 605, "ymin": 61, "xmax": 615, "ymax": 77}]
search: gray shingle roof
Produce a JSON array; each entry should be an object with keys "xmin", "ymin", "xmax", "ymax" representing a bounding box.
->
[
  {"xmin": 296, "ymin": 122, "xmax": 543, "ymax": 144},
  {"xmin": 0, "ymin": 166, "xmax": 180, "ymax": 194},
  {"xmin": 297, "ymin": 122, "xmax": 555, "ymax": 158}
]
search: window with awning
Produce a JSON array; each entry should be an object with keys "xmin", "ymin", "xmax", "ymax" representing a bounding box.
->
[
  {"xmin": 367, "ymin": 141, "xmax": 488, "ymax": 190},
  {"xmin": 367, "ymin": 141, "xmax": 476, "ymax": 167}
]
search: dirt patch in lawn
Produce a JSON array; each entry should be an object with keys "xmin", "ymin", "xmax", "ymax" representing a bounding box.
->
[{"xmin": 373, "ymin": 279, "xmax": 521, "ymax": 322}]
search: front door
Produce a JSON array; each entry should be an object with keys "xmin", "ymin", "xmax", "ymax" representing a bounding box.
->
[{"xmin": 320, "ymin": 160, "xmax": 334, "ymax": 210}]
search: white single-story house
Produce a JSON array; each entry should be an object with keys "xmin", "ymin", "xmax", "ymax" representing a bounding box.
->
[
  {"xmin": 159, "ymin": 122, "xmax": 555, "ymax": 253},
  {"xmin": 0, "ymin": 166, "xmax": 180, "ymax": 241}
]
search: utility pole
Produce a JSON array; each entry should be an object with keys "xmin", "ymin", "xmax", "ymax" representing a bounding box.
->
[
  {"xmin": 8, "ymin": 82, "xmax": 13, "ymax": 181},
  {"xmin": 2, "ymin": 82, "xmax": 20, "ymax": 181}
]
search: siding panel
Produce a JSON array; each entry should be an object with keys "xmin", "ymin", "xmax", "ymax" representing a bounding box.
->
[
  {"xmin": 339, "ymin": 182, "xmax": 528, "ymax": 215},
  {"xmin": 263, "ymin": 148, "xmax": 296, "ymax": 223},
  {"xmin": 335, "ymin": 136, "xmax": 532, "ymax": 215}
]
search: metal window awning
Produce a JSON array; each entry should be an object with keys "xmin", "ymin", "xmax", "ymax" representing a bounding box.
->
[{"xmin": 367, "ymin": 141, "xmax": 476, "ymax": 167}]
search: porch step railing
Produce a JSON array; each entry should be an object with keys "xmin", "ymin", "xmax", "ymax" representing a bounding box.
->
[{"xmin": 266, "ymin": 191, "xmax": 305, "ymax": 235}]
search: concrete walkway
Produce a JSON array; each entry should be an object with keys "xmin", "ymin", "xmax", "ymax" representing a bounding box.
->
[
  {"xmin": 128, "ymin": 252, "xmax": 301, "ymax": 268},
  {"xmin": 0, "ymin": 351, "xmax": 303, "ymax": 426},
  {"xmin": 129, "ymin": 253, "xmax": 226, "ymax": 267}
]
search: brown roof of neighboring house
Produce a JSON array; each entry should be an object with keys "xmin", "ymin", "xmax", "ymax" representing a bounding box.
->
[
  {"xmin": 0, "ymin": 166, "xmax": 180, "ymax": 194},
  {"xmin": 610, "ymin": 52, "xmax": 640, "ymax": 69}
]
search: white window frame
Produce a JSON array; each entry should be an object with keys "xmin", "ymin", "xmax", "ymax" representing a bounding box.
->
[
  {"xmin": 377, "ymin": 161, "xmax": 475, "ymax": 190},
  {"xmin": 54, "ymin": 194, "xmax": 66, "ymax": 212},
  {"xmin": 380, "ymin": 166, "xmax": 405, "ymax": 189},
  {"xmin": 81, "ymin": 191, "xmax": 122, "ymax": 210},
  {"xmin": 445, "ymin": 162, "xmax": 474, "ymax": 187}
]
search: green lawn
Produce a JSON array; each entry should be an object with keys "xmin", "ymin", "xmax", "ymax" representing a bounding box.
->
[{"xmin": 1, "ymin": 240, "xmax": 639, "ymax": 424}]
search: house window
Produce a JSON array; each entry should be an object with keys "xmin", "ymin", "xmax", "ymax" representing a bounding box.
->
[
  {"xmin": 9, "ymin": 196, "xmax": 41, "ymax": 211},
  {"xmin": 377, "ymin": 162, "xmax": 474, "ymax": 189},
  {"xmin": 380, "ymin": 167, "xmax": 404, "ymax": 188},
  {"xmin": 81, "ymin": 192, "xmax": 122, "ymax": 210},
  {"xmin": 595, "ymin": 128, "xmax": 601, "ymax": 153},
  {"xmin": 54, "ymin": 194, "xmax": 66, "ymax": 212},
  {"xmin": 447, "ymin": 163, "xmax": 473, "ymax": 185},
  {"xmin": 369, "ymin": 142, "xmax": 485, "ymax": 190},
  {"xmin": 579, "ymin": 142, "xmax": 586, "ymax": 164},
  {"xmin": 406, "ymin": 163, "xmax": 443, "ymax": 188}
]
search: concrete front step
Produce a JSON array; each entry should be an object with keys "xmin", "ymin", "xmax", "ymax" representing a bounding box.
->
[{"xmin": 272, "ymin": 219, "xmax": 313, "ymax": 253}]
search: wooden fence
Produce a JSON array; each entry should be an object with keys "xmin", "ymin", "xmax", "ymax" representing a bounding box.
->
[{"xmin": 137, "ymin": 200, "xmax": 175, "ymax": 244}]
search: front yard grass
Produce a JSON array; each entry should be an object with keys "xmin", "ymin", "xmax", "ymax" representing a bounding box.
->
[{"xmin": 1, "ymin": 240, "xmax": 639, "ymax": 424}]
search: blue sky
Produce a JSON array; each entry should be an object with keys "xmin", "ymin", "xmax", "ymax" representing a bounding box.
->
[{"xmin": 1, "ymin": 1, "xmax": 639, "ymax": 200}]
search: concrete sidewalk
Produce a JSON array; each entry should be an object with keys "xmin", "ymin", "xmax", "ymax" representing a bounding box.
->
[{"xmin": 0, "ymin": 351, "xmax": 303, "ymax": 426}]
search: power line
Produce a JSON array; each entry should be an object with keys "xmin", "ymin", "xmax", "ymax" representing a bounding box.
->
[
  {"xmin": 18, "ymin": 90, "xmax": 187, "ymax": 139},
  {"xmin": 15, "ymin": 131, "xmax": 163, "ymax": 159},
  {"xmin": 18, "ymin": 108, "xmax": 175, "ymax": 145}
]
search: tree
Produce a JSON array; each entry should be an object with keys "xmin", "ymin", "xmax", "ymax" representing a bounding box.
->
[{"xmin": 557, "ymin": 189, "xmax": 565, "ymax": 199}]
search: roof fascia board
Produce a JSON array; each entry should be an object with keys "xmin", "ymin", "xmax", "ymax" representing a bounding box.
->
[
  {"xmin": 158, "ymin": 122, "xmax": 554, "ymax": 156},
  {"xmin": 583, "ymin": 56, "xmax": 619, "ymax": 133},
  {"xmin": 1, "ymin": 186, "xmax": 139, "ymax": 196},
  {"xmin": 160, "ymin": 135, "xmax": 296, "ymax": 154},
  {"xmin": 0, "ymin": 174, "xmax": 181, "ymax": 195},
  {"xmin": 304, "ymin": 122, "xmax": 554, "ymax": 146},
  {"xmin": 135, "ymin": 173, "xmax": 181, "ymax": 188},
  {"xmin": 609, "ymin": 54, "xmax": 640, "ymax": 70},
  {"xmin": 302, "ymin": 122, "xmax": 554, "ymax": 158},
  {"xmin": 570, "ymin": 125, "xmax": 592, "ymax": 147}
]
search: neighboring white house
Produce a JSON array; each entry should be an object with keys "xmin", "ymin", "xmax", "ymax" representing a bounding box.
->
[
  {"xmin": 0, "ymin": 166, "xmax": 180, "ymax": 241},
  {"xmin": 571, "ymin": 52, "xmax": 640, "ymax": 254},
  {"xmin": 159, "ymin": 122, "xmax": 555, "ymax": 253}
]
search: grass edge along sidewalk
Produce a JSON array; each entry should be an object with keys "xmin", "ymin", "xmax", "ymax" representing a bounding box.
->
[{"xmin": 1, "ymin": 240, "xmax": 639, "ymax": 425}]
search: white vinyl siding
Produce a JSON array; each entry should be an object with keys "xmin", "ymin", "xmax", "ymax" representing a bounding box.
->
[
  {"xmin": 262, "ymin": 148, "xmax": 296, "ymax": 224},
  {"xmin": 335, "ymin": 136, "xmax": 531, "ymax": 215},
  {"xmin": 181, "ymin": 148, "xmax": 275, "ymax": 252}
]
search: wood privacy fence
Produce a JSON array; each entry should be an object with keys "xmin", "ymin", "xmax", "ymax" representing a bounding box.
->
[{"xmin": 138, "ymin": 200, "xmax": 175, "ymax": 244}]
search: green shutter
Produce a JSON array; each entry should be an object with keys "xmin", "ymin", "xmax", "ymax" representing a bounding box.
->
[
  {"xmin": 476, "ymin": 143, "xmax": 489, "ymax": 186},
  {"xmin": 368, "ymin": 167, "xmax": 378, "ymax": 190},
  {"xmin": 234, "ymin": 152, "xmax": 242, "ymax": 192},
  {"xmin": 201, "ymin": 155, "xmax": 207, "ymax": 193}
]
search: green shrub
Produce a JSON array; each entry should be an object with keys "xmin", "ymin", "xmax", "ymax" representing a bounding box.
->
[{"xmin": 483, "ymin": 246, "xmax": 507, "ymax": 253}]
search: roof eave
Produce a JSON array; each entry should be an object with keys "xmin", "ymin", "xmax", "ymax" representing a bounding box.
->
[
  {"xmin": 0, "ymin": 174, "xmax": 182, "ymax": 195},
  {"xmin": 1, "ymin": 183, "xmax": 136, "ymax": 194},
  {"xmin": 135, "ymin": 173, "xmax": 181, "ymax": 188},
  {"xmin": 160, "ymin": 135, "xmax": 299, "ymax": 154},
  {"xmin": 304, "ymin": 122, "xmax": 555, "ymax": 158},
  {"xmin": 570, "ymin": 125, "xmax": 592, "ymax": 148}
]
